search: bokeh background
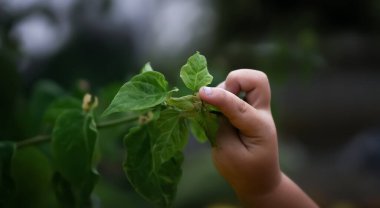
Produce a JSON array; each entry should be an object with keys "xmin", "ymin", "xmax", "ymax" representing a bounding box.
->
[{"xmin": 1, "ymin": 0, "xmax": 380, "ymax": 207}]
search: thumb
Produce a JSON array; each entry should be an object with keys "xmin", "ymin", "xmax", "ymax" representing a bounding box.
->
[{"xmin": 199, "ymin": 86, "xmax": 261, "ymax": 137}]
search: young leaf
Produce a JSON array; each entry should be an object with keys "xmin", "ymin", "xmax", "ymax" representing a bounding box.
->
[
  {"xmin": 0, "ymin": 141, "xmax": 16, "ymax": 207},
  {"xmin": 180, "ymin": 52, "xmax": 213, "ymax": 91},
  {"xmin": 166, "ymin": 95, "xmax": 199, "ymax": 112},
  {"xmin": 103, "ymin": 71, "xmax": 169, "ymax": 116},
  {"xmin": 52, "ymin": 110, "xmax": 98, "ymax": 206},
  {"xmin": 124, "ymin": 125, "xmax": 183, "ymax": 208},
  {"xmin": 151, "ymin": 109, "xmax": 189, "ymax": 167}
]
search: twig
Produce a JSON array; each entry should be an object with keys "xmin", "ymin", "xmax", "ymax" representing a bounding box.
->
[{"xmin": 17, "ymin": 135, "xmax": 51, "ymax": 149}]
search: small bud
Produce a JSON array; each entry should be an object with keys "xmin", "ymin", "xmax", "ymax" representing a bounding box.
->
[
  {"xmin": 82, "ymin": 93, "xmax": 98, "ymax": 112},
  {"xmin": 138, "ymin": 115, "xmax": 149, "ymax": 125},
  {"xmin": 82, "ymin": 94, "xmax": 91, "ymax": 112},
  {"xmin": 138, "ymin": 111, "xmax": 154, "ymax": 125}
]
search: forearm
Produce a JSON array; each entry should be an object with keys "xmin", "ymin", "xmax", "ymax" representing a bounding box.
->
[{"xmin": 236, "ymin": 173, "xmax": 319, "ymax": 208}]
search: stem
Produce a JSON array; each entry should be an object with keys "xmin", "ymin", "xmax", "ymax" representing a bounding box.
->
[
  {"xmin": 17, "ymin": 135, "xmax": 51, "ymax": 149},
  {"xmin": 96, "ymin": 115, "xmax": 138, "ymax": 129},
  {"xmin": 16, "ymin": 116, "xmax": 139, "ymax": 148}
]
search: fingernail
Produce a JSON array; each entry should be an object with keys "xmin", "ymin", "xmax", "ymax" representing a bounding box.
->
[{"xmin": 203, "ymin": 87, "xmax": 212, "ymax": 96}]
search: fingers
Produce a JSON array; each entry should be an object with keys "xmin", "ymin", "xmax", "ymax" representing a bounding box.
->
[
  {"xmin": 216, "ymin": 81, "xmax": 226, "ymax": 89},
  {"xmin": 225, "ymin": 69, "xmax": 271, "ymax": 110},
  {"xmin": 214, "ymin": 118, "xmax": 245, "ymax": 151},
  {"xmin": 199, "ymin": 86, "xmax": 260, "ymax": 137}
]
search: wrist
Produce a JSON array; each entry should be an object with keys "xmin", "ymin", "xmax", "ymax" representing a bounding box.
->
[
  {"xmin": 235, "ymin": 170, "xmax": 283, "ymax": 205},
  {"xmin": 232, "ymin": 142, "xmax": 282, "ymax": 198},
  {"xmin": 236, "ymin": 173, "xmax": 318, "ymax": 208}
]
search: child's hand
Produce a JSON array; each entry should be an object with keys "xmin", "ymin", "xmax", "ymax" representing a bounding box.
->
[
  {"xmin": 199, "ymin": 69, "xmax": 280, "ymax": 196},
  {"xmin": 199, "ymin": 69, "xmax": 318, "ymax": 207}
]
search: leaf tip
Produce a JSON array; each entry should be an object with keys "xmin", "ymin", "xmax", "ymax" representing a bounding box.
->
[{"xmin": 141, "ymin": 62, "xmax": 154, "ymax": 73}]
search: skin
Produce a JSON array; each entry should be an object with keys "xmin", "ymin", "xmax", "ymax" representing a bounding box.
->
[{"xmin": 199, "ymin": 69, "xmax": 318, "ymax": 208}]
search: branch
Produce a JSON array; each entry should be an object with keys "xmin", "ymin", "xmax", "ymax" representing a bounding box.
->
[
  {"xmin": 17, "ymin": 135, "xmax": 51, "ymax": 149},
  {"xmin": 16, "ymin": 115, "xmax": 139, "ymax": 148}
]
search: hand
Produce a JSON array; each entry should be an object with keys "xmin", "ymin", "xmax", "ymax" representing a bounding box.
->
[
  {"xmin": 199, "ymin": 69, "xmax": 318, "ymax": 207},
  {"xmin": 199, "ymin": 69, "xmax": 280, "ymax": 196}
]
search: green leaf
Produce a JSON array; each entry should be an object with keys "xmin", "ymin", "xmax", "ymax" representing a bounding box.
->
[
  {"xmin": 28, "ymin": 80, "xmax": 65, "ymax": 134},
  {"xmin": 52, "ymin": 171, "xmax": 98, "ymax": 208},
  {"xmin": 166, "ymin": 95, "xmax": 199, "ymax": 111},
  {"xmin": 43, "ymin": 96, "xmax": 82, "ymax": 126},
  {"xmin": 189, "ymin": 108, "xmax": 219, "ymax": 146},
  {"xmin": 180, "ymin": 52, "xmax": 213, "ymax": 91},
  {"xmin": 151, "ymin": 109, "xmax": 189, "ymax": 167},
  {"xmin": 52, "ymin": 110, "xmax": 98, "ymax": 207},
  {"xmin": 189, "ymin": 118, "xmax": 208, "ymax": 143},
  {"xmin": 0, "ymin": 141, "xmax": 16, "ymax": 207},
  {"xmin": 141, "ymin": 62, "xmax": 154, "ymax": 73},
  {"xmin": 52, "ymin": 110, "xmax": 97, "ymax": 183},
  {"xmin": 52, "ymin": 172, "xmax": 75, "ymax": 207},
  {"xmin": 201, "ymin": 110, "xmax": 219, "ymax": 147},
  {"xmin": 124, "ymin": 125, "xmax": 183, "ymax": 208},
  {"xmin": 9, "ymin": 147, "xmax": 56, "ymax": 207},
  {"xmin": 103, "ymin": 71, "xmax": 169, "ymax": 116}
]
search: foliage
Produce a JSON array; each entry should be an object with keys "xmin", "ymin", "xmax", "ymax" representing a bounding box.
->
[
  {"xmin": 0, "ymin": 52, "xmax": 218, "ymax": 208},
  {"xmin": 104, "ymin": 51, "xmax": 218, "ymax": 207},
  {"xmin": 0, "ymin": 142, "xmax": 16, "ymax": 207}
]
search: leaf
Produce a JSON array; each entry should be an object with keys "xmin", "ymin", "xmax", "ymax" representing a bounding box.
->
[
  {"xmin": 189, "ymin": 108, "xmax": 219, "ymax": 146},
  {"xmin": 43, "ymin": 96, "xmax": 82, "ymax": 126},
  {"xmin": 52, "ymin": 110, "xmax": 97, "ymax": 183},
  {"xmin": 201, "ymin": 110, "xmax": 219, "ymax": 147},
  {"xmin": 52, "ymin": 172, "xmax": 75, "ymax": 207},
  {"xmin": 0, "ymin": 141, "xmax": 16, "ymax": 207},
  {"xmin": 28, "ymin": 80, "xmax": 65, "ymax": 134},
  {"xmin": 141, "ymin": 62, "xmax": 154, "ymax": 73},
  {"xmin": 166, "ymin": 95, "xmax": 198, "ymax": 111},
  {"xmin": 189, "ymin": 118, "xmax": 208, "ymax": 143},
  {"xmin": 52, "ymin": 171, "xmax": 98, "ymax": 208},
  {"xmin": 151, "ymin": 109, "xmax": 189, "ymax": 167},
  {"xmin": 52, "ymin": 110, "xmax": 98, "ymax": 207},
  {"xmin": 180, "ymin": 52, "xmax": 213, "ymax": 91},
  {"xmin": 124, "ymin": 125, "xmax": 183, "ymax": 208},
  {"xmin": 9, "ymin": 147, "xmax": 56, "ymax": 207},
  {"xmin": 102, "ymin": 71, "xmax": 169, "ymax": 116}
]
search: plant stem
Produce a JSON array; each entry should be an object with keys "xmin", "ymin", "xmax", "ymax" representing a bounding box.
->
[
  {"xmin": 96, "ymin": 115, "xmax": 138, "ymax": 129},
  {"xmin": 17, "ymin": 135, "xmax": 51, "ymax": 149},
  {"xmin": 16, "ymin": 116, "xmax": 139, "ymax": 148}
]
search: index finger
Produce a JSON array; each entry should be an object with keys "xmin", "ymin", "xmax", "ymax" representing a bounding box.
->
[{"xmin": 225, "ymin": 69, "xmax": 271, "ymax": 110}]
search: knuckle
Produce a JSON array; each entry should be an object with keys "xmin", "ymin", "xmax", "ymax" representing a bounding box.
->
[
  {"xmin": 225, "ymin": 70, "xmax": 241, "ymax": 92},
  {"xmin": 227, "ymin": 70, "xmax": 238, "ymax": 78},
  {"xmin": 226, "ymin": 70, "xmax": 239, "ymax": 83},
  {"xmin": 254, "ymin": 70, "xmax": 269, "ymax": 83}
]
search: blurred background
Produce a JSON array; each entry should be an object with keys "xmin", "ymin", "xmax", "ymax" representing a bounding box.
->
[{"xmin": 1, "ymin": 0, "xmax": 380, "ymax": 207}]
